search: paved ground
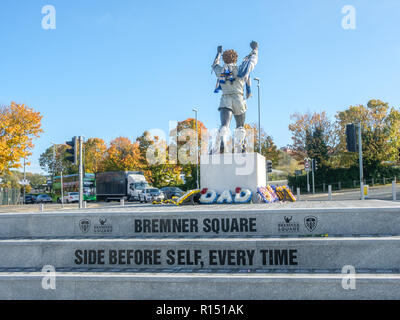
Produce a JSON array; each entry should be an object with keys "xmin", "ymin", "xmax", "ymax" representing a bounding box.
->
[{"xmin": 0, "ymin": 199, "xmax": 399, "ymax": 215}]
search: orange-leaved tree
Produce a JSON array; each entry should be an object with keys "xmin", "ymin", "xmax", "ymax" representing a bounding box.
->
[
  {"xmin": 170, "ymin": 118, "xmax": 207, "ymax": 190},
  {"xmin": 101, "ymin": 137, "xmax": 143, "ymax": 172},
  {"xmin": 84, "ymin": 138, "xmax": 107, "ymax": 173},
  {"xmin": 0, "ymin": 102, "xmax": 43, "ymax": 174}
]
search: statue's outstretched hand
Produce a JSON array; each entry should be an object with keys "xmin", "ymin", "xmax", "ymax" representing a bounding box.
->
[
  {"xmin": 250, "ymin": 41, "xmax": 258, "ymax": 50},
  {"xmin": 217, "ymin": 45, "xmax": 223, "ymax": 53}
]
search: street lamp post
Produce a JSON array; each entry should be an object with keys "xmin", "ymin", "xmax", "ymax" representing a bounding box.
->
[
  {"xmin": 254, "ymin": 78, "xmax": 261, "ymax": 154},
  {"xmin": 193, "ymin": 108, "xmax": 199, "ymax": 189},
  {"xmin": 23, "ymin": 157, "xmax": 26, "ymax": 204},
  {"xmin": 358, "ymin": 122, "xmax": 364, "ymax": 200},
  {"xmin": 312, "ymin": 158, "xmax": 316, "ymax": 194}
]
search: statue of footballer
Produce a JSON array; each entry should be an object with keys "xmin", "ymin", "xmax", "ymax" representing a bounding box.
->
[{"xmin": 211, "ymin": 41, "xmax": 258, "ymax": 154}]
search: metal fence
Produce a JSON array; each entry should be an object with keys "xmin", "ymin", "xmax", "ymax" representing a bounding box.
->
[
  {"xmin": 290, "ymin": 175, "xmax": 400, "ymax": 197},
  {"xmin": 0, "ymin": 189, "xmax": 21, "ymax": 205}
]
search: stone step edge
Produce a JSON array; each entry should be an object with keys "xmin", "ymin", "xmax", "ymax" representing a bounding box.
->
[
  {"xmin": 1, "ymin": 268, "xmax": 400, "ymax": 274},
  {"xmin": 0, "ymin": 234, "xmax": 398, "ymax": 240},
  {"xmin": 1, "ymin": 236, "xmax": 400, "ymax": 243},
  {"xmin": 1, "ymin": 272, "xmax": 400, "ymax": 279}
]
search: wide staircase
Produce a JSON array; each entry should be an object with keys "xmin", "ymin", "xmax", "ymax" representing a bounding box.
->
[{"xmin": 0, "ymin": 202, "xmax": 400, "ymax": 299}]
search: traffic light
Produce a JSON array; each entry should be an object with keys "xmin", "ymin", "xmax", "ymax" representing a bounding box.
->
[
  {"xmin": 267, "ymin": 160, "xmax": 273, "ymax": 173},
  {"xmin": 66, "ymin": 136, "xmax": 78, "ymax": 165},
  {"xmin": 312, "ymin": 159, "xmax": 318, "ymax": 172},
  {"xmin": 346, "ymin": 123, "xmax": 357, "ymax": 152}
]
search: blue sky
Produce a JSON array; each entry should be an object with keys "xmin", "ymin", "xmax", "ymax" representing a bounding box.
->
[{"xmin": 1, "ymin": 0, "xmax": 399, "ymax": 173}]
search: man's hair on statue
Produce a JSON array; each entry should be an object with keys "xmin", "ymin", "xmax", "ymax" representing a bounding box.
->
[{"xmin": 222, "ymin": 49, "xmax": 238, "ymax": 64}]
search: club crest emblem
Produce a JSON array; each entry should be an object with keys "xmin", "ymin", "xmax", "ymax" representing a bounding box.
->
[
  {"xmin": 304, "ymin": 216, "xmax": 318, "ymax": 232},
  {"xmin": 79, "ymin": 219, "xmax": 91, "ymax": 233}
]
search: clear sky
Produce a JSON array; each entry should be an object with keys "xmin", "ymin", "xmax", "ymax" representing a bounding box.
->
[{"xmin": 1, "ymin": 0, "xmax": 399, "ymax": 173}]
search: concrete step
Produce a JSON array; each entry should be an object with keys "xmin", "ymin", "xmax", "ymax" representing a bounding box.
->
[
  {"xmin": 1, "ymin": 206, "xmax": 400, "ymax": 238},
  {"xmin": 0, "ymin": 237, "xmax": 399, "ymax": 270},
  {"xmin": 1, "ymin": 271, "xmax": 400, "ymax": 299}
]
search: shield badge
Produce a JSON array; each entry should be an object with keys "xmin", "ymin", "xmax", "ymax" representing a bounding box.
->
[
  {"xmin": 79, "ymin": 219, "xmax": 91, "ymax": 233},
  {"xmin": 304, "ymin": 216, "xmax": 318, "ymax": 232}
]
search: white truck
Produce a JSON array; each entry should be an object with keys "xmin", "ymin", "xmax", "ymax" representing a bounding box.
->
[{"xmin": 96, "ymin": 171, "xmax": 149, "ymax": 202}]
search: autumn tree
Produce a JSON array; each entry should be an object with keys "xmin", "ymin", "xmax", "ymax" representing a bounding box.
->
[
  {"xmin": 170, "ymin": 118, "xmax": 208, "ymax": 189},
  {"xmin": 102, "ymin": 137, "xmax": 143, "ymax": 172},
  {"xmin": 0, "ymin": 170, "xmax": 22, "ymax": 189},
  {"xmin": 288, "ymin": 111, "xmax": 337, "ymax": 164},
  {"xmin": 170, "ymin": 118, "xmax": 208, "ymax": 162},
  {"xmin": 84, "ymin": 138, "xmax": 107, "ymax": 173},
  {"xmin": 0, "ymin": 102, "xmax": 43, "ymax": 174}
]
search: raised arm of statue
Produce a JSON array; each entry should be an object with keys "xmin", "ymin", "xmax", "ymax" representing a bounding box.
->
[
  {"xmin": 212, "ymin": 45, "xmax": 223, "ymax": 75},
  {"xmin": 238, "ymin": 41, "xmax": 258, "ymax": 79}
]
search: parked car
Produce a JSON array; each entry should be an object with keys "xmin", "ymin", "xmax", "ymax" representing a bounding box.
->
[
  {"xmin": 63, "ymin": 192, "xmax": 79, "ymax": 203},
  {"xmin": 35, "ymin": 194, "xmax": 53, "ymax": 204},
  {"xmin": 160, "ymin": 187, "xmax": 184, "ymax": 199},
  {"xmin": 139, "ymin": 188, "xmax": 164, "ymax": 203},
  {"xmin": 24, "ymin": 194, "xmax": 37, "ymax": 204}
]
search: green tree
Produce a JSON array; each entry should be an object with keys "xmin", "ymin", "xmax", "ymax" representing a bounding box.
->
[
  {"xmin": 39, "ymin": 144, "xmax": 77, "ymax": 176},
  {"xmin": 335, "ymin": 99, "xmax": 400, "ymax": 169},
  {"xmin": 136, "ymin": 132, "xmax": 183, "ymax": 188},
  {"xmin": 305, "ymin": 126, "xmax": 329, "ymax": 166},
  {"xmin": 25, "ymin": 172, "xmax": 47, "ymax": 189},
  {"xmin": 245, "ymin": 123, "xmax": 280, "ymax": 165},
  {"xmin": 288, "ymin": 111, "xmax": 337, "ymax": 162}
]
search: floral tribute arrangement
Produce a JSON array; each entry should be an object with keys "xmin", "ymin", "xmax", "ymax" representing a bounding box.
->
[
  {"xmin": 152, "ymin": 185, "xmax": 296, "ymax": 206},
  {"xmin": 257, "ymin": 185, "xmax": 296, "ymax": 203}
]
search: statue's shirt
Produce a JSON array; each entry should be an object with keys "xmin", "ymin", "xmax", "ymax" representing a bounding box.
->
[{"xmin": 212, "ymin": 49, "xmax": 258, "ymax": 115}]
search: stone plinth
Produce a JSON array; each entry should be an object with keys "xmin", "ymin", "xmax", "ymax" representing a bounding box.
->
[{"xmin": 200, "ymin": 153, "xmax": 266, "ymax": 193}]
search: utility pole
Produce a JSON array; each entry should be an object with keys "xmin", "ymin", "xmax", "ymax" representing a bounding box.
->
[
  {"xmin": 312, "ymin": 158, "xmax": 315, "ymax": 194},
  {"xmin": 52, "ymin": 143, "xmax": 56, "ymax": 195},
  {"xmin": 79, "ymin": 136, "xmax": 84, "ymax": 208},
  {"xmin": 192, "ymin": 108, "xmax": 199, "ymax": 189},
  {"xmin": 23, "ymin": 157, "xmax": 26, "ymax": 204},
  {"xmin": 254, "ymin": 78, "xmax": 261, "ymax": 153},
  {"xmin": 60, "ymin": 170, "xmax": 64, "ymax": 207},
  {"xmin": 358, "ymin": 123, "xmax": 364, "ymax": 200}
]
